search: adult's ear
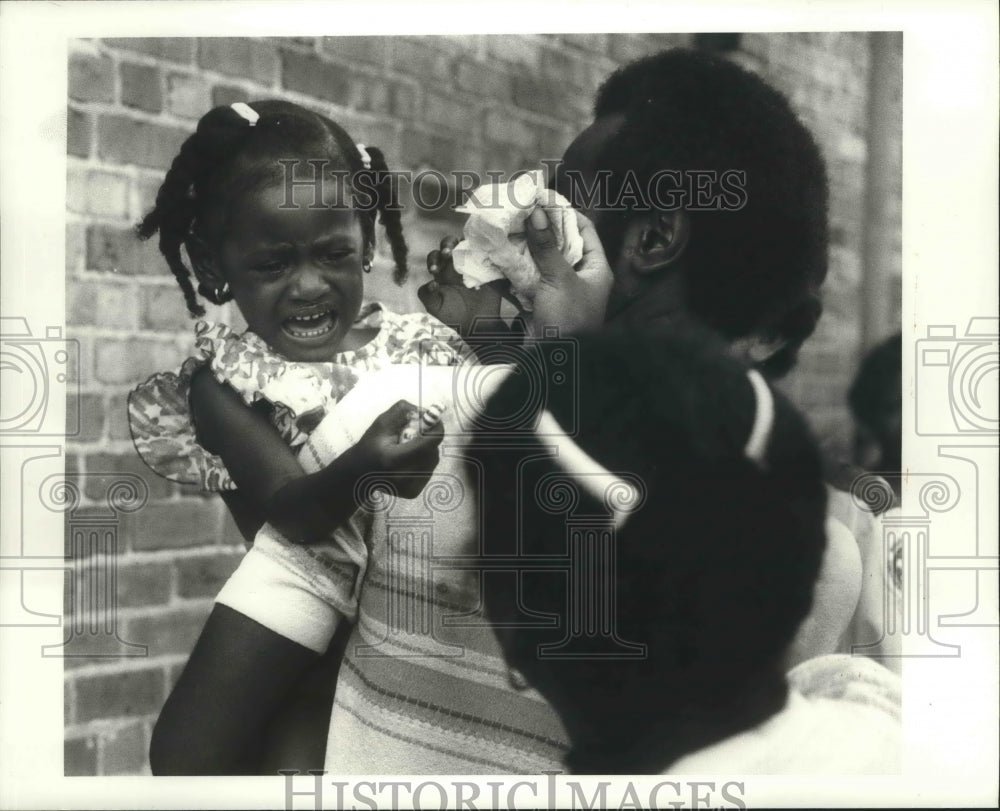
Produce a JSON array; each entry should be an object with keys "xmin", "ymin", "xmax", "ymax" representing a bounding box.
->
[{"xmin": 623, "ymin": 210, "xmax": 690, "ymax": 275}]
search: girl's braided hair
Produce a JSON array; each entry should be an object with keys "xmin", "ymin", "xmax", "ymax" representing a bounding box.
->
[{"xmin": 136, "ymin": 100, "xmax": 407, "ymax": 317}]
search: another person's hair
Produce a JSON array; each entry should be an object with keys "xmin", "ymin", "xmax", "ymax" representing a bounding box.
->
[
  {"xmin": 469, "ymin": 325, "xmax": 828, "ymax": 772},
  {"xmin": 848, "ymin": 332, "xmax": 902, "ymax": 470},
  {"xmin": 594, "ymin": 49, "xmax": 829, "ymax": 377},
  {"xmin": 137, "ymin": 100, "xmax": 407, "ymax": 317}
]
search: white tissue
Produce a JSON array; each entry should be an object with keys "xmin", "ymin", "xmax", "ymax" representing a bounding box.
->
[{"xmin": 451, "ymin": 170, "xmax": 583, "ymax": 312}]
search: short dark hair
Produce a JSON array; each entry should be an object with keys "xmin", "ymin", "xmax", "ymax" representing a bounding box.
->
[
  {"xmin": 594, "ymin": 49, "xmax": 829, "ymax": 377},
  {"xmin": 849, "ymin": 332, "xmax": 902, "ymax": 463},
  {"xmin": 469, "ymin": 325, "xmax": 828, "ymax": 771},
  {"xmin": 137, "ymin": 100, "xmax": 407, "ymax": 316}
]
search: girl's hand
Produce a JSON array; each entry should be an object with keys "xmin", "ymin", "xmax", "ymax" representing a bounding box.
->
[
  {"xmin": 417, "ymin": 236, "xmax": 515, "ymax": 336},
  {"xmin": 353, "ymin": 400, "xmax": 445, "ymax": 499},
  {"xmin": 525, "ymin": 204, "xmax": 614, "ymax": 337}
]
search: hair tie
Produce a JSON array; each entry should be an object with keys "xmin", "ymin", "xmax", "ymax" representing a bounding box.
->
[
  {"xmin": 535, "ymin": 409, "xmax": 641, "ymax": 529},
  {"xmin": 744, "ymin": 369, "xmax": 774, "ymax": 469},
  {"xmin": 230, "ymin": 102, "xmax": 259, "ymax": 126},
  {"xmin": 356, "ymin": 143, "xmax": 372, "ymax": 169}
]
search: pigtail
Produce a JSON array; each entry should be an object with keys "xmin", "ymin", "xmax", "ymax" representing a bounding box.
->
[
  {"xmin": 136, "ymin": 133, "xmax": 207, "ymax": 316},
  {"xmin": 135, "ymin": 105, "xmax": 256, "ymax": 317},
  {"xmin": 365, "ymin": 146, "xmax": 409, "ymax": 284}
]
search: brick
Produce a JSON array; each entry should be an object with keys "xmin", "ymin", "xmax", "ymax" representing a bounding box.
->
[
  {"xmin": 83, "ymin": 453, "xmax": 173, "ymax": 501},
  {"xmin": 141, "ymin": 285, "xmax": 191, "ymax": 331},
  {"xmin": 126, "ymin": 500, "xmax": 221, "ymax": 551},
  {"xmin": 511, "ymin": 74, "xmax": 562, "ymax": 116},
  {"xmin": 390, "ymin": 82, "xmax": 419, "ymax": 120},
  {"xmin": 483, "ymin": 36, "xmax": 541, "ymax": 69},
  {"xmin": 353, "ymin": 78, "xmax": 390, "ymax": 115},
  {"xmin": 86, "ymin": 224, "xmax": 162, "ymax": 275},
  {"xmin": 98, "ymin": 115, "xmax": 189, "ymax": 171},
  {"xmin": 103, "ymin": 38, "xmax": 193, "ymax": 63},
  {"xmin": 211, "ymin": 84, "xmax": 249, "ymax": 108},
  {"xmin": 67, "ymin": 279, "xmax": 95, "ymax": 326},
  {"xmin": 73, "ymin": 667, "xmax": 164, "ymax": 723},
  {"xmin": 540, "ymin": 48, "xmax": 593, "ymax": 92},
  {"xmin": 66, "ymin": 392, "xmax": 104, "ymax": 442},
  {"xmin": 175, "ymin": 551, "xmax": 242, "ymax": 599},
  {"xmin": 117, "ymin": 559, "xmax": 173, "ymax": 608},
  {"xmin": 69, "ymin": 53, "xmax": 114, "ymax": 103},
  {"xmin": 66, "ymin": 222, "xmax": 86, "ymax": 275},
  {"xmin": 126, "ymin": 606, "xmax": 210, "ymax": 656},
  {"xmin": 95, "ymin": 337, "xmax": 186, "ymax": 385},
  {"xmin": 483, "ymin": 109, "xmax": 534, "ymax": 146},
  {"xmin": 431, "ymin": 35, "xmax": 480, "ymax": 55},
  {"xmin": 280, "ymin": 49, "xmax": 352, "ymax": 105},
  {"xmin": 71, "ymin": 170, "xmax": 131, "ymax": 220},
  {"xmin": 66, "ymin": 166, "xmax": 86, "ymax": 215},
  {"xmin": 199, "ymin": 38, "xmax": 279, "ymax": 85},
  {"xmin": 134, "ymin": 173, "xmax": 163, "ymax": 220},
  {"xmin": 106, "ymin": 393, "xmax": 131, "ymax": 442},
  {"xmin": 391, "ymin": 39, "xmax": 452, "ymax": 81},
  {"xmin": 454, "ymin": 58, "xmax": 511, "ymax": 102},
  {"xmin": 558, "ymin": 33, "xmax": 610, "ymax": 55},
  {"xmin": 607, "ymin": 34, "xmax": 660, "ymax": 65},
  {"xmin": 167, "ymin": 73, "xmax": 210, "ymax": 119},
  {"xmin": 65, "ymin": 735, "xmax": 98, "ymax": 776},
  {"xmin": 273, "ymin": 36, "xmax": 316, "ymax": 49},
  {"xmin": 400, "ymin": 131, "xmax": 462, "ymax": 172},
  {"xmin": 320, "ymin": 36, "xmax": 389, "ymax": 67},
  {"xmin": 67, "ymin": 107, "xmax": 91, "ymax": 158},
  {"xmin": 99, "ymin": 721, "xmax": 148, "ymax": 775},
  {"xmin": 423, "ymin": 92, "xmax": 477, "ymax": 136},
  {"xmin": 120, "ymin": 62, "xmax": 162, "ymax": 113}
]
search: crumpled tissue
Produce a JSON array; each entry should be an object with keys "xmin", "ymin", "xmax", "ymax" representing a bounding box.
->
[{"xmin": 451, "ymin": 170, "xmax": 583, "ymax": 312}]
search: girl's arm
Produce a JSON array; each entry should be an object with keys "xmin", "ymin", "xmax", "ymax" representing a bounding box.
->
[
  {"xmin": 149, "ymin": 604, "xmax": 317, "ymax": 775},
  {"xmin": 190, "ymin": 366, "xmax": 443, "ymax": 543}
]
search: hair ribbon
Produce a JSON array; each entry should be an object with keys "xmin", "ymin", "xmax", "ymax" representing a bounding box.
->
[
  {"xmin": 230, "ymin": 102, "xmax": 259, "ymax": 126},
  {"xmin": 744, "ymin": 369, "xmax": 774, "ymax": 468}
]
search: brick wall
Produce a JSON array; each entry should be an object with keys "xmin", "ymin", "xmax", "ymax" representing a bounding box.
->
[{"xmin": 63, "ymin": 33, "xmax": 901, "ymax": 774}]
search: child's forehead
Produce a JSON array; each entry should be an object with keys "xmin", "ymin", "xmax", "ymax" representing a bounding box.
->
[
  {"xmin": 225, "ymin": 180, "xmax": 360, "ymax": 238},
  {"xmin": 242, "ymin": 172, "xmax": 359, "ymax": 212}
]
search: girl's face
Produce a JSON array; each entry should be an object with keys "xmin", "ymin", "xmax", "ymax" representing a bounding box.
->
[{"xmin": 214, "ymin": 180, "xmax": 370, "ymax": 362}]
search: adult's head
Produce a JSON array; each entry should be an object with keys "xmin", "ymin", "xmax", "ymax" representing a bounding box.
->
[
  {"xmin": 552, "ymin": 49, "xmax": 829, "ymax": 377},
  {"xmin": 468, "ymin": 325, "xmax": 829, "ymax": 773}
]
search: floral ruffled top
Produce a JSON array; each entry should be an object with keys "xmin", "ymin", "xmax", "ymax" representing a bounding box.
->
[{"xmin": 128, "ymin": 303, "xmax": 471, "ymax": 492}]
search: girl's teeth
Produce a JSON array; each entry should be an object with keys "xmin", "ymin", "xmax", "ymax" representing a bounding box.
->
[{"xmin": 286, "ymin": 311, "xmax": 334, "ymax": 338}]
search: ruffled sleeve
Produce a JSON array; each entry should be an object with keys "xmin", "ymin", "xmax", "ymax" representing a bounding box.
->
[
  {"xmin": 128, "ymin": 350, "xmax": 236, "ymax": 492},
  {"xmin": 128, "ymin": 320, "xmax": 363, "ymax": 492}
]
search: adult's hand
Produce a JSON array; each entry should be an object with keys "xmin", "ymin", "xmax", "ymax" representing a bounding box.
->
[
  {"xmin": 417, "ymin": 236, "xmax": 514, "ymax": 337},
  {"xmin": 525, "ymin": 200, "xmax": 613, "ymax": 338}
]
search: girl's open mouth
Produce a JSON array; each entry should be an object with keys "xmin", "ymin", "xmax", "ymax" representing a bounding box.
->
[{"xmin": 283, "ymin": 310, "xmax": 337, "ymax": 340}]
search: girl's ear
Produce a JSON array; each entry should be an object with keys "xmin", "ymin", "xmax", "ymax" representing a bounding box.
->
[
  {"xmin": 623, "ymin": 210, "xmax": 690, "ymax": 276},
  {"xmin": 186, "ymin": 233, "xmax": 225, "ymax": 290}
]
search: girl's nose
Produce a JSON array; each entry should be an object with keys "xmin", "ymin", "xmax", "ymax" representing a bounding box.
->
[{"xmin": 289, "ymin": 263, "xmax": 330, "ymax": 300}]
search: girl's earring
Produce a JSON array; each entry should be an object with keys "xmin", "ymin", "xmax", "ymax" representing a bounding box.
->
[
  {"xmin": 362, "ymin": 260, "xmax": 372, "ymax": 273},
  {"xmin": 218, "ymin": 282, "xmax": 231, "ymax": 298}
]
